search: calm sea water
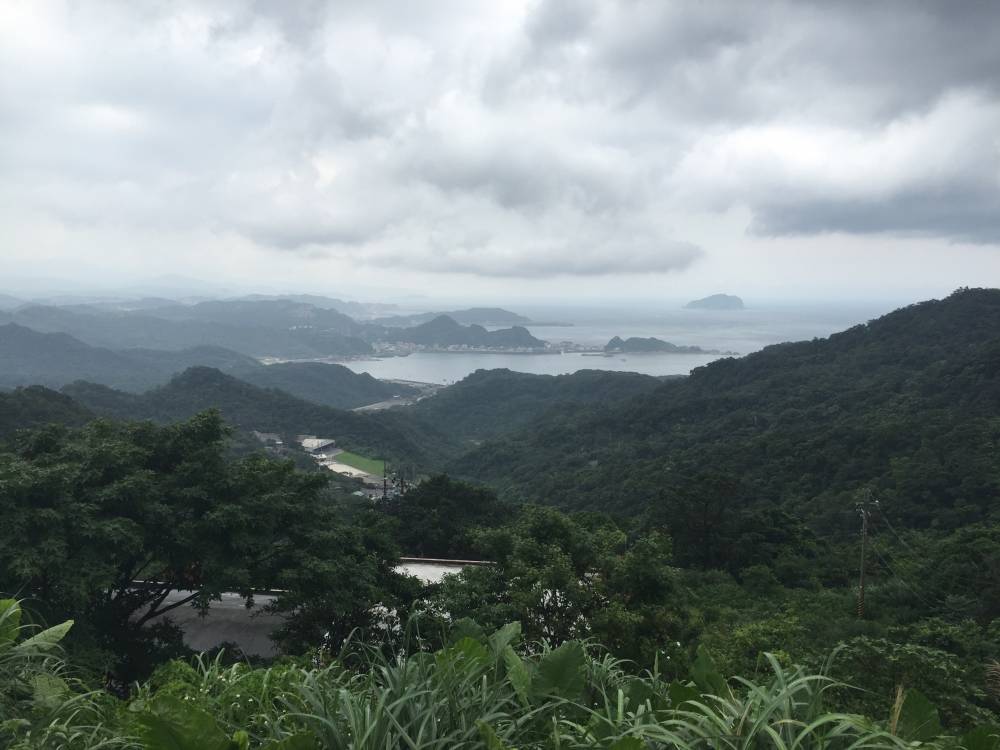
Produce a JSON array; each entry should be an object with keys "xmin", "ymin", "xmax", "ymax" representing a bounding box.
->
[{"xmin": 342, "ymin": 304, "xmax": 891, "ymax": 385}]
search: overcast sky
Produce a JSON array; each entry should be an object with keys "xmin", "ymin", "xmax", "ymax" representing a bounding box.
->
[{"xmin": 1, "ymin": 0, "xmax": 999, "ymax": 305}]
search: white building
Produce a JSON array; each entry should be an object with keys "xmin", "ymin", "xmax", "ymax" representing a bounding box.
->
[{"xmin": 298, "ymin": 436, "xmax": 337, "ymax": 453}]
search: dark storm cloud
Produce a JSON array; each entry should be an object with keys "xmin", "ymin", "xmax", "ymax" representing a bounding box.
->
[
  {"xmin": 518, "ymin": 0, "xmax": 1000, "ymax": 122},
  {"xmin": 751, "ymin": 187, "xmax": 1000, "ymax": 245},
  {"xmin": 513, "ymin": 0, "xmax": 1000, "ymax": 244}
]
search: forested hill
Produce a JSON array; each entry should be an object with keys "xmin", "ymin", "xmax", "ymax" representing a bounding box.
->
[
  {"xmin": 237, "ymin": 362, "xmax": 417, "ymax": 408},
  {"xmin": 407, "ymin": 368, "xmax": 664, "ymax": 442},
  {"xmin": 0, "ymin": 322, "xmax": 415, "ymax": 408},
  {"xmin": 0, "ymin": 385, "xmax": 93, "ymax": 440},
  {"xmin": 383, "ymin": 315, "xmax": 546, "ymax": 348},
  {"xmin": 451, "ymin": 288, "xmax": 1000, "ymax": 531},
  {"xmin": 64, "ymin": 367, "xmax": 457, "ymax": 464}
]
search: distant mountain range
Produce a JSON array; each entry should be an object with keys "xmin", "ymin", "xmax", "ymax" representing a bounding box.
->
[
  {"xmin": 0, "ymin": 302, "xmax": 371, "ymax": 358},
  {"xmin": 236, "ymin": 293, "xmax": 398, "ymax": 319},
  {"xmin": 0, "ymin": 323, "xmax": 414, "ymax": 408},
  {"xmin": 0, "ymin": 299, "xmax": 547, "ymax": 358},
  {"xmin": 0, "ymin": 294, "xmax": 23, "ymax": 311},
  {"xmin": 373, "ymin": 307, "xmax": 532, "ymax": 327}
]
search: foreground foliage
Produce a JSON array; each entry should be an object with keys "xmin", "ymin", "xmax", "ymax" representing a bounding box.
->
[{"xmin": 2, "ymin": 600, "xmax": 997, "ymax": 750}]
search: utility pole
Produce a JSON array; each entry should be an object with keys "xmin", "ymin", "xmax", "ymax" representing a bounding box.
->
[{"xmin": 856, "ymin": 489, "xmax": 873, "ymax": 619}]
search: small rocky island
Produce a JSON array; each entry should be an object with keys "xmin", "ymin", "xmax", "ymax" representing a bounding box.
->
[
  {"xmin": 605, "ymin": 336, "xmax": 723, "ymax": 354},
  {"xmin": 685, "ymin": 294, "xmax": 744, "ymax": 310}
]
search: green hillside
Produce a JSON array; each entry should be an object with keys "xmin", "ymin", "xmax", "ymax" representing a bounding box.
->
[
  {"xmin": 408, "ymin": 367, "xmax": 664, "ymax": 443},
  {"xmin": 450, "ymin": 288, "xmax": 1000, "ymax": 532},
  {"xmin": 1, "ymin": 322, "xmax": 414, "ymax": 407},
  {"xmin": 0, "ymin": 385, "xmax": 92, "ymax": 441},
  {"xmin": 239, "ymin": 361, "xmax": 418, "ymax": 409},
  {"xmin": 65, "ymin": 366, "xmax": 457, "ymax": 464}
]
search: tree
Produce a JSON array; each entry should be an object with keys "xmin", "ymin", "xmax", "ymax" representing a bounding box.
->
[
  {"xmin": 0, "ymin": 412, "xmax": 403, "ymax": 677},
  {"xmin": 379, "ymin": 475, "xmax": 507, "ymax": 558},
  {"xmin": 431, "ymin": 503, "xmax": 689, "ymax": 664}
]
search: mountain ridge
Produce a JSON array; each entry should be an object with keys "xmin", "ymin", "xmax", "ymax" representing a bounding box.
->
[{"xmin": 449, "ymin": 288, "xmax": 1000, "ymax": 530}]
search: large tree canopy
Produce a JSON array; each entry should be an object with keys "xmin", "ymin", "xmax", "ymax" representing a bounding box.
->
[{"xmin": 0, "ymin": 411, "xmax": 403, "ymax": 677}]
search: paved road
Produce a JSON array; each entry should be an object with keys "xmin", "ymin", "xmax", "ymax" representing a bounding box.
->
[
  {"xmin": 148, "ymin": 561, "xmax": 476, "ymax": 657},
  {"xmin": 151, "ymin": 591, "xmax": 283, "ymax": 657}
]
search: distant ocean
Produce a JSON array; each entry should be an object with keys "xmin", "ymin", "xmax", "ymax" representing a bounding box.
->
[{"xmin": 342, "ymin": 303, "xmax": 893, "ymax": 385}]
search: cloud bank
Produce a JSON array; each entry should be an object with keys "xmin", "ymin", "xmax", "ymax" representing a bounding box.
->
[{"xmin": 1, "ymin": 0, "xmax": 998, "ymax": 279}]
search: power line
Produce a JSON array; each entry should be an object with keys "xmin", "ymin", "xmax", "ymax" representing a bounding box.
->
[
  {"xmin": 856, "ymin": 502, "xmax": 871, "ymax": 619},
  {"xmin": 873, "ymin": 503, "xmax": 924, "ymax": 562},
  {"xmin": 868, "ymin": 541, "xmax": 941, "ymax": 612},
  {"xmin": 869, "ymin": 541, "xmax": 970, "ymax": 616}
]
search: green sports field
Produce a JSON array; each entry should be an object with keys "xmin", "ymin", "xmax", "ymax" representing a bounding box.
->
[{"xmin": 336, "ymin": 451, "xmax": 385, "ymax": 476}]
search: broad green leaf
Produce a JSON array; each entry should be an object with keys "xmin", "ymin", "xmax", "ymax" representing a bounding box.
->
[
  {"xmin": 503, "ymin": 645, "xmax": 532, "ymax": 706},
  {"xmin": 450, "ymin": 617, "xmax": 486, "ymax": 644},
  {"xmin": 136, "ymin": 695, "xmax": 235, "ymax": 750},
  {"xmin": 436, "ymin": 636, "xmax": 490, "ymax": 674},
  {"xmin": 960, "ymin": 725, "xmax": 1000, "ymax": 750},
  {"xmin": 625, "ymin": 676, "xmax": 666, "ymax": 712},
  {"xmin": 14, "ymin": 619, "xmax": 73, "ymax": 653},
  {"xmin": 667, "ymin": 681, "xmax": 700, "ymax": 708},
  {"xmin": 477, "ymin": 720, "xmax": 516, "ymax": 750},
  {"xmin": 0, "ymin": 599, "xmax": 21, "ymax": 646},
  {"xmin": 896, "ymin": 688, "xmax": 943, "ymax": 743},
  {"xmin": 31, "ymin": 673, "xmax": 69, "ymax": 712},
  {"xmin": 609, "ymin": 738, "xmax": 645, "ymax": 750},
  {"xmin": 533, "ymin": 640, "xmax": 585, "ymax": 700},
  {"xmin": 690, "ymin": 645, "xmax": 727, "ymax": 697},
  {"xmin": 489, "ymin": 621, "xmax": 522, "ymax": 655},
  {"xmin": 451, "ymin": 636, "xmax": 491, "ymax": 663}
]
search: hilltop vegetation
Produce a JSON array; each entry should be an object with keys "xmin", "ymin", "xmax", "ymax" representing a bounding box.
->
[
  {"xmin": 237, "ymin": 362, "xmax": 417, "ymax": 409},
  {"xmin": 408, "ymin": 368, "xmax": 663, "ymax": 442},
  {"xmin": 452, "ymin": 288, "xmax": 1000, "ymax": 531},
  {"xmin": 0, "ymin": 385, "xmax": 92, "ymax": 440}
]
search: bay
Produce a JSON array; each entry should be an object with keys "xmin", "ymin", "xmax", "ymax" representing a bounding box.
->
[{"xmin": 341, "ymin": 303, "xmax": 890, "ymax": 385}]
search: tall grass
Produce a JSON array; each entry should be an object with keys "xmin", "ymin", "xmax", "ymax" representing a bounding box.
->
[
  {"xmin": 2, "ymin": 600, "xmax": 994, "ymax": 748},
  {"xmin": 1, "ymin": 598, "xmax": 134, "ymax": 749}
]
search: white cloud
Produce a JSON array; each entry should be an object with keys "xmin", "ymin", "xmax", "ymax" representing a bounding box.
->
[{"xmin": 672, "ymin": 93, "xmax": 1000, "ymax": 241}]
